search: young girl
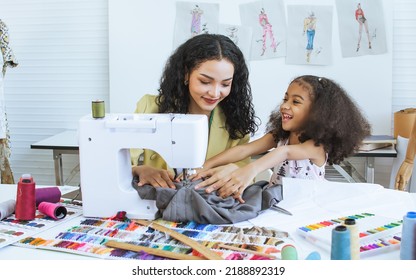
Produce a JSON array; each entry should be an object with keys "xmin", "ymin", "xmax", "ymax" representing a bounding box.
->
[{"xmin": 193, "ymin": 75, "xmax": 371, "ymax": 202}]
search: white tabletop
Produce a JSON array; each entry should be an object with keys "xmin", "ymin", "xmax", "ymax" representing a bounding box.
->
[
  {"xmin": 1, "ymin": 180, "xmax": 415, "ymax": 260},
  {"xmin": 30, "ymin": 130, "xmax": 78, "ymax": 150},
  {"xmin": 244, "ymin": 178, "xmax": 416, "ymax": 260},
  {"xmin": 0, "ymin": 184, "xmax": 86, "ymax": 259},
  {"xmin": 354, "ymin": 145, "xmax": 397, "ymax": 157}
]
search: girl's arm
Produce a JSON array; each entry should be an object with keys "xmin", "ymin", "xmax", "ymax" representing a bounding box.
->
[
  {"xmin": 203, "ymin": 133, "xmax": 276, "ymax": 170},
  {"xmin": 208, "ymin": 139, "xmax": 325, "ymax": 202},
  {"xmin": 245, "ymin": 138, "xmax": 326, "ymax": 176},
  {"xmin": 192, "ymin": 134, "xmax": 275, "ymax": 188}
]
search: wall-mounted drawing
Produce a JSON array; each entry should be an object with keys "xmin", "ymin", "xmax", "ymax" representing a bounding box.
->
[
  {"xmin": 286, "ymin": 5, "xmax": 332, "ymax": 66},
  {"xmin": 336, "ymin": 0, "xmax": 387, "ymax": 57},
  {"xmin": 173, "ymin": 2, "xmax": 219, "ymax": 48},
  {"xmin": 240, "ymin": 0, "xmax": 286, "ymax": 61},
  {"xmin": 219, "ymin": 24, "xmax": 253, "ymax": 60}
]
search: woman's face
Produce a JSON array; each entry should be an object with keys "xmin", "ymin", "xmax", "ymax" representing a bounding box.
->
[{"xmin": 187, "ymin": 59, "xmax": 234, "ymax": 117}]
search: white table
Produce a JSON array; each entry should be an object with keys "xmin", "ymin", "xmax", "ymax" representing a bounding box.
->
[
  {"xmin": 353, "ymin": 145, "xmax": 397, "ymax": 183},
  {"xmin": 0, "ymin": 184, "xmax": 84, "ymax": 259},
  {"xmin": 1, "ymin": 179, "xmax": 415, "ymax": 260},
  {"xmin": 31, "ymin": 130, "xmax": 79, "ymax": 186}
]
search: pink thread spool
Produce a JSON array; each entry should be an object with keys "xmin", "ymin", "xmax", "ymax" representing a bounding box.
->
[
  {"xmin": 15, "ymin": 174, "xmax": 36, "ymax": 221},
  {"xmin": 35, "ymin": 187, "xmax": 61, "ymax": 207},
  {"xmin": 38, "ymin": 202, "xmax": 67, "ymax": 220}
]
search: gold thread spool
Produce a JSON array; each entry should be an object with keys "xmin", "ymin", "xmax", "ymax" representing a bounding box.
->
[{"xmin": 92, "ymin": 100, "xmax": 105, "ymax": 118}]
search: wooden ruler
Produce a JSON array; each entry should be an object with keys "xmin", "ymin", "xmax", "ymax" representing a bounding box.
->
[
  {"xmin": 105, "ymin": 240, "xmax": 205, "ymax": 260},
  {"xmin": 135, "ymin": 219, "xmax": 223, "ymax": 260}
]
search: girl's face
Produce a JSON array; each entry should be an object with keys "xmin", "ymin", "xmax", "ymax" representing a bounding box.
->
[
  {"xmin": 280, "ymin": 82, "xmax": 313, "ymax": 133},
  {"xmin": 187, "ymin": 59, "xmax": 234, "ymax": 117}
]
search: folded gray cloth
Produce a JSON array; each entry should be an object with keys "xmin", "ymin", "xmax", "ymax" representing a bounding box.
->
[{"xmin": 132, "ymin": 178, "xmax": 282, "ymax": 224}]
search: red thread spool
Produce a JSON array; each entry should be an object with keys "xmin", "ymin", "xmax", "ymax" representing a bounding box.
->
[{"xmin": 15, "ymin": 174, "xmax": 36, "ymax": 221}]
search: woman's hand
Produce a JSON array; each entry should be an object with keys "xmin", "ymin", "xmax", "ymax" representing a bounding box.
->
[{"xmin": 132, "ymin": 165, "xmax": 176, "ymax": 189}]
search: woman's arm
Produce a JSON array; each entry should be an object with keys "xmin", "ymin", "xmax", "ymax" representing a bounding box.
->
[{"xmin": 131, "ymin": 95, "xmax": 177, "ymax": 188}]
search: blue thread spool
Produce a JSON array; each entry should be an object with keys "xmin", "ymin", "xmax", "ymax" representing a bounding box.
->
[
  {"xmin": 331, "ymin": 225, "xmax": 351, "ymax": 260},
  {"xmin": 400, "ymin": 211, "xmax": 416, "ymax": 260},
  {"xmin": 305, "ymin": 251, "xmax": 321, "ymax": 260}
]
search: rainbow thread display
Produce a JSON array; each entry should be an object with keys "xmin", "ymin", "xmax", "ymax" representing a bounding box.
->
[
  {"xmin": 0, "ymin": 200, "xmax": 82, "ymax": 249},
  {"xmin": 17, "ymin": 217, "xmax": 292, "ymax": 260},
  {"xmin": 297, "ymin": 213, "xmax": 403, "ymax": 257}
]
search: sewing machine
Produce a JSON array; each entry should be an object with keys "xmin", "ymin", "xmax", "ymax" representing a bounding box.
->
[{"xmin": 78, "ymin": 113, "xmax": 208, "ymax": 219}]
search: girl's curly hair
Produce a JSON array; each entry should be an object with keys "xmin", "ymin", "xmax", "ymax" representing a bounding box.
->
[
  {"xmin": 266, "ymin": 75, "xmax": 371, "ymax": 165},
  {"xmin": 156, "ymin": 34, "xmax": 259, "ymax": 139}
]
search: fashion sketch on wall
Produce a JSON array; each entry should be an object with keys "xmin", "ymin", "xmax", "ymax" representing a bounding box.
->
[
  {"xmin": 218, "ymin": 24, "xmax": 252, "ymax": 60},
  {"xmin": 173, "ymin": 2, "xmax": 219, "ymax": 48},
  {"xmin": 336, "ymin": 0, "xmax": 387, "ymax": 57},
  {"xmin": 240, "ymin": 0, "xmax": 286, "ymax": 61},
  {"xmin": 286, "ymin": 5, "xmax": 333, "ymax": 66}
]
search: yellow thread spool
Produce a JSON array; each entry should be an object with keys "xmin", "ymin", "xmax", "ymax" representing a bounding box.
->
[{"xmin": 92, "ymin": 100, "xmax": 105, "ymax": 118}]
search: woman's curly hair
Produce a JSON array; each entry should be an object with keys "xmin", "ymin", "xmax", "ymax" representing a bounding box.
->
[
  {"xmin": 266, "ymin": 75, "xmax": 371, "ymax": 165},
  {"xmin": 156, "ymin": 34, "xmax": 259, "ymax": 139}
]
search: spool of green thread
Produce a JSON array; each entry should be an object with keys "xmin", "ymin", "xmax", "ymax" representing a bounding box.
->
[
  {"xmin": 281, "ymin": 244, "xmax": 298, "ymax": 260},
  {"xmin": 92, "ymin": 100, "xmax": 105, "ymax": 118}
]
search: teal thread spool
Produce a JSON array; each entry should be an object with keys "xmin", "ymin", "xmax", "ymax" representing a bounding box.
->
[
  {"xmin": 331, "ymin": 225, "xmax": 351, "ymax": 260},
  {"xmin": 344, "ymin": 218, "xmax": 360, "ymax": 260},
  {"xmin": 281, "ymin": 244, "xmax": 298, "ymax": 260},
  {"xmin": 400, "ymin": 211, "xmax": 416, "ymax": 260},
  {"xmin": 92, "ymin": 100, "xmax": 105, "ymax": 118}
]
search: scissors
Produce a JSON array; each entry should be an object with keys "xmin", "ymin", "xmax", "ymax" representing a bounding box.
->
[{"xmin": 270, "ymin": 204, "xmax": 293, "ymax": 216}]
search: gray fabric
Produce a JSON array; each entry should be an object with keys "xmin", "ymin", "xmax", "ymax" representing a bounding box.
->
[{"xmin": 132, "ymin": 177, "xmax": 283, "ymax": 224}]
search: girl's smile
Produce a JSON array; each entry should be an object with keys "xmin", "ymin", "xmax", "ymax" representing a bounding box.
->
[{"xmin": 280, "ymin": 82, "xmax": 313, "ymax": 133}]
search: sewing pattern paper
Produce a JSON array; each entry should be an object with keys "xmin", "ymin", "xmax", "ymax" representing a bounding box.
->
[{"xmin": 16, "ymin": 217, "xmax": 294, "ymax": 260}]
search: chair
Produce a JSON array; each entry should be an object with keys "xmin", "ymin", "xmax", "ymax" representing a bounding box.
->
[{"xmin": 389, "ymin": 136, "xmax": 416, "ymax": 192}]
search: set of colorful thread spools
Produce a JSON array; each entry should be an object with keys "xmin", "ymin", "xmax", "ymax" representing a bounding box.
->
[
  {"xmin": 330, "ymin": 213, "xmax": 416, "ymax": 260},
  {"xmin": 0, "ymin": 174, "xmax": 67, "ymax": 221}
]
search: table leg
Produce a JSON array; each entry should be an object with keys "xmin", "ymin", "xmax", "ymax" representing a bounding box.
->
[
  {"xmin": 364, "ymin": 157, "xmax": 375, "ymax": 184},
  {"xmin": 53, "ymin": 150, "xmax": 64, "ymax": 186}
]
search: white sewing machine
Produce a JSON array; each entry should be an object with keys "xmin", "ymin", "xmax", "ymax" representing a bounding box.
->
[{"xmin": 78, "ymin": 113, "xmax": 208, "ymax": 219}]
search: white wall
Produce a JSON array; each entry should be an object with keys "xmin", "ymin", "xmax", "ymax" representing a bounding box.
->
[
  {"xmin": 109, "ymin": 0, "xmax": 393, "ymax": 135},
  {"xmin": 0, "ymin": 0, "xmax": 415, "ymax": 186},
  {"xmin": 1, "ymin": 0, "xmax": 109, "ymax": 185}
]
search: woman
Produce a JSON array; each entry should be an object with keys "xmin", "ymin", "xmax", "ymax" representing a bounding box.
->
[{"xmin": 132, "ymin": 34, "xmax": 259, "ymax": 189}]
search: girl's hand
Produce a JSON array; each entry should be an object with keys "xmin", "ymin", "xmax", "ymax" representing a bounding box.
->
[
  {"xmin": 195, "ymin": 165, "xmax": 257, "ymax": 203},
  {"xmin": 215, "ymin": 167, "xmax": 258, "ymax": 203},
  {"xmin": 193, "ymin": 163, "xmax": 239, "ymax": 189},
  {"xmin": 132, "ymin": 165, "xmax": 176, "ymax": 189}
]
